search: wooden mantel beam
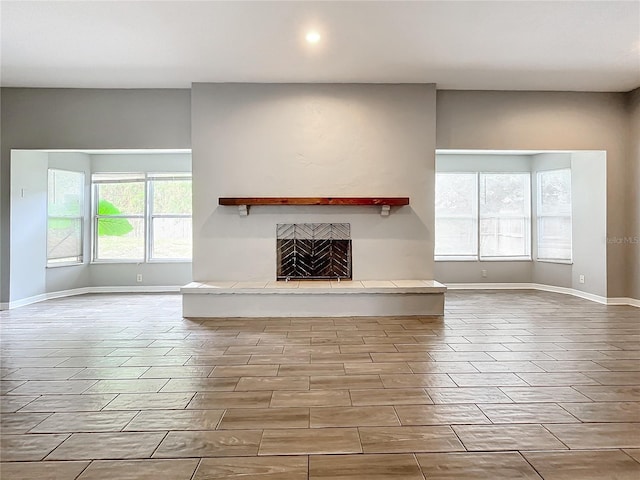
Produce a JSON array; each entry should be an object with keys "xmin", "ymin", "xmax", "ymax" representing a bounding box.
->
[
  {"xmin": 218, "ymin": 197, "xmax": 410, "ymax": 216},
  {"xmin": 218, "ymin": 197, "xmax": 409, "ymax": 206}
]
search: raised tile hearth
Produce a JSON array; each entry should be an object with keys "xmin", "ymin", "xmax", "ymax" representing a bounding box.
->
[{"xmin": 181, "ymin": 280, "xmax": 446, "ymax": 318}]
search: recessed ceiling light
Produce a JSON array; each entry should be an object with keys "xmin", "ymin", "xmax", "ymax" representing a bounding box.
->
[{"xmin": 306, "ymin": 31, "xmax": 321, "ymax": 44}]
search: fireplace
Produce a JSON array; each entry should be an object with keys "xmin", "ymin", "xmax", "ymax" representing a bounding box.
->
[{"xmin": 277, "ymin": 223, "xmax": 352, "ymax": 280}]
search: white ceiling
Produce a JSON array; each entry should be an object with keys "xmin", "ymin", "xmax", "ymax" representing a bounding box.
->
[{"xmin": 2, "ymin": 0, "xmax": 639, "ymax": 91}]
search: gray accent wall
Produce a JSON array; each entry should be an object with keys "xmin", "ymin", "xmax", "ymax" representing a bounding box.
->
[
  {"xmin": 436, "ymin": 90, "xmax": 631, "ymax": 298},
  {"xmin": 627, "ymin": 88, "xmax": 640, "ymax": 300},
  {"xmin": 1, "ymin": 86, "xmax": 637, "ymax": 304},
  {"xmin": 0, "ymin": 88, "xmax": 191, "ymax": 303}
]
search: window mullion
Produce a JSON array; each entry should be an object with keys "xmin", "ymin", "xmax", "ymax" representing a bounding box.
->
[
  {"xmin": 477, "ymin": 173, "xmax": 481, "ymax": 259},
  {"xmin": 92, "ymin": 183, "xmax": 97, "ymax": 262},
  {"xmin": 146, "ymin": 177, "xmax": 152, "ymax": 263},
  {"xmin": 150, "ymin": 214, "xmax": 191, "ymax": 219}
]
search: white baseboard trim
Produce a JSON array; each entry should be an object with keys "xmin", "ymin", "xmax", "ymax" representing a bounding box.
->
[
  {"xmin": 445, "ymin": 282, "xmax": 639, "ymax": 308},
  {"xmin": 607, "ymin": 297, "xmax": 640, "ymax": 308},
  {"xmin": 6, "ymin": 292, "xmax": 58, "ymax": 309},
  {"xmin": 90, "ymin": 286, "xmax": 181, "ymax": 294},
  {"xmin": 3, "ymin": 284, "xmax": 637, "ymax": 310},
  {"xmin": 3, "ymin": 286, "xmax": 180, "ymax": 310},
  {"xmin": 44, "ymin": 287, "xmax": 91, "ymax": 302},
  {"xmin": 531, "ymin": 283, "xmax": 609, "ymax": 305}
]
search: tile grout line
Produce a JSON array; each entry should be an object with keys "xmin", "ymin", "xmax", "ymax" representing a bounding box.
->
[
  {"xmin": 72, "ymin": 459, "xmax": 93, "ymax": 480},
  {"xmin": 540, "ymin": 423, "xmax": 572, "ymax": 450},
  {"xmin": 448, "ymin": 422, "xmax": 470, "ymax": 452},
  {"xmin": 147, "ymin": 430, "xmax": 171, "ymax": 459},
  {"xmin": 517, "ymin": 450, "xmax": 546, "ymax": 479},
  {"xmin": 187, "ymin": 457, "xmax": 202, "ymax": 480}
]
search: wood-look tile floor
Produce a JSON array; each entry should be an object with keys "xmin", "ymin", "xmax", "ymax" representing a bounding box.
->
[{"xmin": 1, "ymin": 291, "xmax": 639, "ymax": 479}]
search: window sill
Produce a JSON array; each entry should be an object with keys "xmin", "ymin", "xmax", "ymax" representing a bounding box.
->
[
  {"xmin": 435, "ymin": 257, "xmax": 532, "ymax": 262},
  {"xmin": 92, "ymin": 260, "xmax": 144, "ymax": 265},
  {"xmin": 435, "ymin": 256, "xmax": 478, "ymax": 262},
  {"xmin": 148, "ymin": 260, "xmax": 193, "ymax": 264},
  {"xmin": 536, "ymin": 259, "xmax": 573, "ymax": 265},
  {"xmin": 46, "ymin": 262, "xmax": 84, "ymax": 269},
  {"xmin": 91, "ymin": 260, "xmax": 192, "ymax": 265},
  {"xmin": 479, "ymin": 257, "xmax": 532, "ymax": 262}
]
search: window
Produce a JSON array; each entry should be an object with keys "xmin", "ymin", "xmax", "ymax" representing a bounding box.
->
[
  {"xmin": 149, "ymin": 174, "xmax": 193, "ymax": 260},
  {"xmin": 435, "ymin": 172, "xmax": 531, "ymax": 260},
  {"xmin": 92, "ymin": 173, "xmax": 192, "ymax": 262},
  {"xmin": 47, "ymin": 169, "xmax": 85, "ymax": 266},
  {"xmin": 435, "ymin": 173, "xmax": 478, "ymax": 259},
  {"xmin": 94, "ymin": 173, "xmax": 145, "ymax": 261},
  {"xmin": 479, "ymin": 173, "xmax": 531, "ymax": 259},
  {"xmin": 537, "ymin": 169, "xmax": 572, "ymax": 262}
]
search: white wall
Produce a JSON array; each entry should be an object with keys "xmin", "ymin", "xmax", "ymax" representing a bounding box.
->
[
  {"xmin": 436, "ymin": 90, "xmax": 630, "ymax": 297},
  {"xmin": 569, "ymin": 151, "xmax": 607, "ymax": 297},
  {"xmin": 91, "ymin": 153, "xmax": 192, "ymax": 173},
  {"xmin": 436, "ymin": 154, "xmax": 532, "ymax": 173},
  {"xmin": 436, "ymin": 260, "xmax": 533, "ymax": 285},
  {"xmin": 191, "ymin": 83, "xmax": 436, "ymax": 282},
  {"xmin": 9, "ymin": 151, "xmax": 48, "ymax": 302}
]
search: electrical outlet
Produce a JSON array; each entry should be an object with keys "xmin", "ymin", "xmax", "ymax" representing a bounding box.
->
[
  {"xmin": 579, "ymin": 275, "xmax": 585, "ymax": 284},
  {"xmin": 481, "ymin": 269, "xmax": 488, "ymax": 278},
  {"xmin": 136, "ymin": 274, "xmax": 143, "ymax": 283}
]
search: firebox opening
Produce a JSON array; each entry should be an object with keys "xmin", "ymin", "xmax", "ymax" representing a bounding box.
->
[{"xmin": 277, "ymin": 223, "xmax": 352, "ymax": 281}]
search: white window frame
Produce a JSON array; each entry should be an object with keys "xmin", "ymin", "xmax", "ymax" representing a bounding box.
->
[
  {"xmin": 91, "ymin": 173, "xmax": 192, "ymax": 263},
  {"xmin": 47, "ymin": 168, "xmax": 85, "ymax": 267},
  {"xmin": 479, "ymin": 172, "xmax": 532, "ymax": 261},
  {"xmin": 536, "ymin": 168, "xmax": 573, "ymax": 264},
  {"xmin": 148, "ymin": 173, "xmax": 193, "ymax": 262},
  {"xmin": 434, "ymin": 172, "xmax": 479, "ymax": 261},
  {"xmin": 435, "ymin": 171, "xmax": 532, "ymax": 262},
  {"xmin": 92, "ymin": 174, "xmax": 146, "ymax": 263}
]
